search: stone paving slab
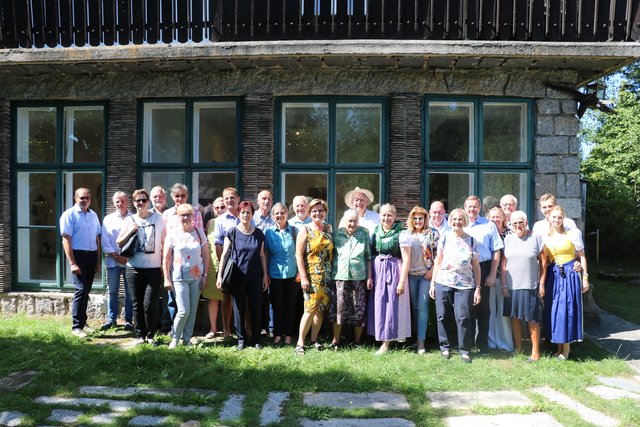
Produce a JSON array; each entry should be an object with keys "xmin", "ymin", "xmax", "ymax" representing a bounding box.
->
[
  {"xmin": 300, "ymin": 418, "xmax": 415, "ymax": 427},
  {"xmin": 303, "ymin": 392, "xmax": 410, "ymax": 410},
  {"xmin": 0, "ymin": 371, "xmax": 39, "ymax": 392},
  {"xmin": 34, "ymin": 396, "xmax": 212, "ymax": 414},
  {"xmin": 426, "ymin": 391, "xmax": 531, "ymax": 409},
  {"xmin": 46, "ymin": 409, "xmax": 82, "ymax": 423},
  {"xmin": 584, "ymin": 311, "xmax": 640, "ymax": 362},
  {"xmin": 0, "ymin": 412, "xmax": 24, "ymax": 427},
  {"xmin": 129, "ymin": 415, "xmax": 170, "ymax": 426},
  {"xmin": 532, "ymin": 386, "xmax": 617, "ymax": 427},
  {"xmin": 219, "ymin": 394, "xmax": 245, "ymax": 421},
  {"xmin": 91, "ymin": 413, "xmax": 121, "ymax": 424},
  {"xmin": 597, "ymin": 376, "xmax": 640, "ymax": 393},
  {"xmin": 587, "ymin": 385, "xmax": 640, "ymax": 400},
  {"xmin": 80, "ymin": 386, "xmax": 217, "ymax": 399},
  {"xmin": 444, "ymin": 413, "xmax": 562, "ymax": 427},
  {"xmin": 260, "ymin": 392, "xmax": 289, "ymax": 426}
]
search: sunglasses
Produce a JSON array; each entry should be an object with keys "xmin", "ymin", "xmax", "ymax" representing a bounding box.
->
[
  {"xmin": 77, "ymin": 196, "xmax": 90, "ymax": 201},
  {"xmin": 134, "ymin": 199, "xmax": 147, "ymax": 203}
]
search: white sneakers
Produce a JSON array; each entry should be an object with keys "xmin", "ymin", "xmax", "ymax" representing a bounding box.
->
[
  {"xmin": 72, "ymin": 329, "xmax": 88, "ymax": 338},
  {"xmin": 168, "ymin": 339, "xmax": 178, "ymax": 349}
]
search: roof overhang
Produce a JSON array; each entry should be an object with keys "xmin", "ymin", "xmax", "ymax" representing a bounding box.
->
[{"xmin": 1, "ymin": 39, "xmax": 639, "ymax": 85}]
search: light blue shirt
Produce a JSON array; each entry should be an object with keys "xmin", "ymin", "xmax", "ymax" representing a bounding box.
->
[
  {"xmin": 101, "ymin": 210, "xmax": 132, "ymax": 268},
  {"xmin": 213, "ymin": 212, "xmax": 241, "ymax": 245},
  {"xmin": 264, "ymin": 225, "xmax": 298, "ymax": 279},
  {"xmin": 288, "ymin": 216, "xmax": 311, "ymax": 230},
  {"xmin": 255, "ymin": 211, "xmax": 275, "ymax": 232},
  {"xmin": 464, "ymin": 217, "xmax": 504, "ymax": 262},
  {"xmin": 59, "ymin": 204, "xmax": 101, "ymax": 251}
]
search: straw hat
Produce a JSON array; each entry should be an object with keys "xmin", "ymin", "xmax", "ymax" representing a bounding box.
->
[{"xmin": 344, "ymin": 187, "xmax": 375, "ymax": 209}]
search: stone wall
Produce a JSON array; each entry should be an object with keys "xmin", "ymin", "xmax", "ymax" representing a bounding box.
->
[{"xmin": 0, "ymin": 292, "xmax": 107, "ymax": 319}]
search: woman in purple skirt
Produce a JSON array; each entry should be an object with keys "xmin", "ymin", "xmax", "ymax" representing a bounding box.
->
[{"xmin": 367, "ymin": 204, "xmax": 411, "ymax": 355}]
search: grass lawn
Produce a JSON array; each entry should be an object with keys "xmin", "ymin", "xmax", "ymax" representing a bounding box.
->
[
  {"xmin": 1, "ymin": 314, "xmax": 639, "ymax": 426},
  {"xmin": 590, "ymin": 262, "xmax": 640, "ymax": 324}
]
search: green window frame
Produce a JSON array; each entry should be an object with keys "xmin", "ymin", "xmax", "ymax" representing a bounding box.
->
[
  {"xmin": 139, "ymin": 98, "xmax": 242, "ymax": 208},
  {"xmin": 12, "ymin": 102, "xmax": 107, "ymax": 290},
  {"xmin": 424, "ymin": 96, "xmax": 535, "ymax": 217},
  {"xmin": 276, "ymin": 97, "xmax": 388, "ymax": 225}
]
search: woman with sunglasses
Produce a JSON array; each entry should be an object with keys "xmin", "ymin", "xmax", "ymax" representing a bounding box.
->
[
  {"xmin": 163, "ymin": 203, "xmax": 210, "ymax": 348},
  {"xmin": 543, "ymin": 205, "xmax": 589, "ymax": 360},
  {"xmin": 501, "ymin": 211, "xmax": 547, "ymax": 361},
  {"xmin": 399, "ymin": 206, "xmax": 439, "ymax": 354},
  {"xmin": 294, "ymin": 199, "xmax": 333, "ymax": 355},
  {"xmin": 117, "ymin": 189, "xmax": 166, "ymax": 346}
]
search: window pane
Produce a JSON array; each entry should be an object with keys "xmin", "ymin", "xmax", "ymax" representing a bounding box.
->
[
  {"xmin": 482, "ymin": 172, "xmax": 529, "ymax": 215},
  {"xmin": 143, "ymin": 171, "xmax": 187, "ymax": 209},
  {"xmin": 428, "ymin": 102, "xmax": 474, "ymax": 162},
  {"xmin": 16, "ymin": 107, "xmax": 56, "ymax": 163},
  {"xmin": 483, "ymin": 103, "xmax": 527, "ymax": 162},
  {"xmin": 63, "ymin": 106, "xmax": 104, "ymax": 163},
  {"xmin": 17, "ymin": 228, "xmax": 57, "ymax": 283},
  {"xmin": 17, "ymin": 172, "xmax": 56, "ymax": 227},
  {"xmin": 194, "ymin": 172, "xmax": 236, "ymax": 208},
  {"xmin": 143, "ymin": 103, "xmax": 186, "ymax": 163},
  {"xmin": 335, "ymin": 173, "xmax": 381, "ymax": 220},
  {"xmin": 336, "ymin": 103, "xmax": 382, "ymax": 163},
  {"xmin": 282, "ymin": 172, "xmax": 328, "ymax": 207},
  {"xmin": 428, "ymin": 172, "xmax": 474, "ymax": 212},
  {"xmin": 282, "ymin": 103, "xmax": 328, "ymax": 163},
  {"xmin": 63, "ymin": 172, "xmax": 103, "ymax": 285},
  {"xmin": 194, "ymin": 102, "xmax": 237, "ymax": 163}
]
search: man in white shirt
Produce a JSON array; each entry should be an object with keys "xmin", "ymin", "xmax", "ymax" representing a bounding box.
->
[
  {"xmin": 288, "ymin": 195, "xmax": 311, "ymax": 229},
  {"xmin": 101, "ymin": 191, "xmax": 134, "ymax": 331},
  {"xmin": 532, "ymin": 193, "xmax": 577, "ymax": 236}
]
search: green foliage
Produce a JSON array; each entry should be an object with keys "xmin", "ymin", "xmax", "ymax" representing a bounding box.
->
[{"xmin": 581, "ymin": 77, "xmax": 640, "ymax": 260}]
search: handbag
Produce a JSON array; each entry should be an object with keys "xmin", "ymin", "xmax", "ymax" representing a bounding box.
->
[
  {"xmin": 220, "ymin": 228, "xmax": 237, "ymax": 294},
  {"xmin": 120, "ymin": 232, "xmax": 138, "ymax": 258}
]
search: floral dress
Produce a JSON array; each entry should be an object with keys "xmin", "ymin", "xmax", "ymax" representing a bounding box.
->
[{"xmin": 302, "ymin": 223, "xmax": 333, "ymax": 312}]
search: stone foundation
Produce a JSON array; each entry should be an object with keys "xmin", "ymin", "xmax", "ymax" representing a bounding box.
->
[{"xmin": 0, "ymin": 292, "xmax": 107, "ymax": 319}]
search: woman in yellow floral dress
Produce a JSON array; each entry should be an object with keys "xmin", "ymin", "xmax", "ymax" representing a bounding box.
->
[{"xmin": 294, "ymin": 198, "xmax": 333, "ymax": 355}]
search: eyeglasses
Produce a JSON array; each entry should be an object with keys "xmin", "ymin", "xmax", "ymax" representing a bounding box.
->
[
  {"xmin": 77, "ymin": 196, "xmax": 90, "ymax": 201},
  {"xmin": 511, "ymin": 221, "xmax": 525, "ymax": 226},
  {"xmin": 214, "ymin": 206, "xmax": 226, "ymax": 210},
  {"xmin": 134, "ymin": 199, "xmax": 147, "ymax": 204},
  {"xmin": 310, "ymin": 209, "xmax": 325, "ymax": 214},
  {"xmin": 180, "ymin": 213, "xmax": 192, "ymax": 218}
]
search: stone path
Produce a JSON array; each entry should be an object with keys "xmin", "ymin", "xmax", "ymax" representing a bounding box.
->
[{"xmin": 2, "ymin": 365, "xmax": 640, "ymax": 426}]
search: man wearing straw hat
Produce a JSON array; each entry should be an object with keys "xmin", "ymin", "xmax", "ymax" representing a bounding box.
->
[{"xmin": 340, "ymin": 187, "xmax": 380, "ymax": 235}]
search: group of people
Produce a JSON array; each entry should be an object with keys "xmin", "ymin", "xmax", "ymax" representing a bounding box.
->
[{"xmin": 61, "ymin": 185, "xmax": 589, "ymax": 361}]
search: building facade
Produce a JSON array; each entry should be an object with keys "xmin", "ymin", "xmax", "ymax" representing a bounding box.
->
[{"xmin": 1, "ymin": 1, "xmax": 639, "ymax": 298}]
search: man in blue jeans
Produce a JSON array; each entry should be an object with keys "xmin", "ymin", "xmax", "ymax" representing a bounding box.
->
[
  {"xmin": 101, "ymin": 191, "xmax": 134, "ymax": 331},
  {"xmin": 60, "ymin": 187, "xmax": 102, "ymax": 338}
]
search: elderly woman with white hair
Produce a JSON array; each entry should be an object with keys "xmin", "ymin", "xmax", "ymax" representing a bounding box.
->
[
  {"xmin": 329, "ymin": 210, "xmax": 373, "ymax": 350},
  {"xmin": 340, "ymin": 187, "xmax": 380, "ymax": 235},
  {"xmin": 501, "ymin": 210, "xmax": 547, "ymax": 361}
]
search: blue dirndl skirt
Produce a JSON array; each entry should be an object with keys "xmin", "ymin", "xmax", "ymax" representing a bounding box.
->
[{"xmin": 549, "ymin": 260, "xmax": 584, "ymax": 344}]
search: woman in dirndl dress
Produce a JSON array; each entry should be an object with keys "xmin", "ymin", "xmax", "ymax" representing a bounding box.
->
[
  {"xmin": 544, "ymin": 205, "xmax": 590, "ymax": 360},
  {"xmin": 367, "ymin": 203, "xmax": 411, "ymax": 355}
]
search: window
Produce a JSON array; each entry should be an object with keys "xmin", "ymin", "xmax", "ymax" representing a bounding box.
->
[
  {"xmin": 425, "ymin": 98, "xmax": 532, "ymax": 215},
  {"xmin": 14, "ymin": 104, "xmax": 105, "ymax": 289},
  {"xmin": 141, "ymin": 100, "xmax": 240, "ymax": 208},
  {"xmin": 278, "ymin": 99, "xmax": 386, "ymax": 224}
]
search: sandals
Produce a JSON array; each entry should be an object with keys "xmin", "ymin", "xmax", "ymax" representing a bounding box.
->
[
  {"xmin": 328, "ymin": 342, "xmax": 339, "ymax": 351},
  {"xmin": 294, "ymin": 345, "xmax": 306, "ymax": 355},
  {"xmin": 312, "ymin": 342, "xmax": 325, "ymax": 351},
  {"xmin": 460, "ymin": 353, "xmax": 472, "ymax": 363},
  {"xmin": 441, "ymin": 350, "xmax": 451, "ymax": 359}
]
